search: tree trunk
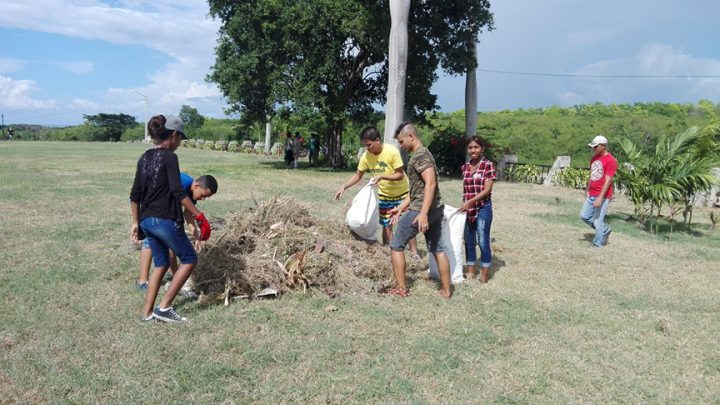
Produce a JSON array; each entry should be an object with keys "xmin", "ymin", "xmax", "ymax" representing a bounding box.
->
[
  {"xmin": 384, "ymin": 0, "xmax": 410, "ymax": 147},
  {"xmin": 264, "ymin": 122, "xmax": 272, "ymax": 155},
  {"xmin": 465, "ymin": 45, "xmax": 478, "ymax": 138},
  {"xmin": 327, "ymin": 119, "xmax": 344, "ymax": 168}
]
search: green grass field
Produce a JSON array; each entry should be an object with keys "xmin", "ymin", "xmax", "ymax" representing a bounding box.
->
[{"xmin": 1, "ymin": 142, "xmax": 719, "ymax": 403}]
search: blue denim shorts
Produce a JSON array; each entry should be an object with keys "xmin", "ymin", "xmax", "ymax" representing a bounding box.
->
[
  {"xmin": 139, "ymin": 217, "xmax": 197, "ymax": 268},
  {"xmin": 389, "ymin": 207, "xmax": 446, "ymax": 253}
]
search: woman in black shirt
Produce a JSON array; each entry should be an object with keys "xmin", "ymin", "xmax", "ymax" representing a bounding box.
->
[{"xmin": 130, "ymin": 114, "xmax": 211, "ymax": 323}]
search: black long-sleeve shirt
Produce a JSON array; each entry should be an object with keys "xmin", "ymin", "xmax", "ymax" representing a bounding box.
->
[{"xmin": 130, "ymin": 148, "xmax": 187, "ymax": 224}]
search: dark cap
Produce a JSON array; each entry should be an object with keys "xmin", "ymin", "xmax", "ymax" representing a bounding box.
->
[{"xmin": 164, "ymin": 115, "xmax": 187, "ymax": 139}]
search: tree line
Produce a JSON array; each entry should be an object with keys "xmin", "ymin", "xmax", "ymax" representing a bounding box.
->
[{"xmin": 8, "ymin": 100, "xmax": 717, "ymax": 165}]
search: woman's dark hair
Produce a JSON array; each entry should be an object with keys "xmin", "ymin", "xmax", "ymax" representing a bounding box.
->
[
  {"xmin": 467, "ymin": 135, "xmax": 487, "ymax": 148},
  {"xmin": 147, "ymin": 115, "xmax": 173, "ymax": 143},
  {"xmin": 359, "ymin": 126, "xmax": 381, "ymax": 142}
]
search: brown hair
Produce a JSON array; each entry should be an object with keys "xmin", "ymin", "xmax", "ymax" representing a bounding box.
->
[
  {"xmin": 147, "ymin": 114, "xmax": 173, "ymax": 143},
  {"xmin": 467, "ymin": 135, "xmax": 487, "ymax": 148}
]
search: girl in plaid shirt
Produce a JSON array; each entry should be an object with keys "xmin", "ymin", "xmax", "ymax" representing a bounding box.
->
[{"xmin": 459, "ymin": 136, "xmax": 496, "ymax": 283}]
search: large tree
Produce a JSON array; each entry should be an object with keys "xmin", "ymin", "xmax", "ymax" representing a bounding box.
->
[
  {"xmin": 179, "ymin": 105, "xmax": 206, "ymax": 132},
  {"xmin": 207, "ymin": 0, "xmax": 493, "ymax": 167},
  {"xmin": 82, "ymin": 113, "xmax": 137, "ymax": 142}
]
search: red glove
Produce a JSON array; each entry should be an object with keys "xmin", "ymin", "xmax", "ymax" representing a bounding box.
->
[{"xmin": 194, "ymin": 212, "xmax": 211, "ymax": 241}]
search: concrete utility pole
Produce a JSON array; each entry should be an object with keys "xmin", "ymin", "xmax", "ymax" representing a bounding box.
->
[
  {"xmin": 130, "ymin": 89, "xmax": 149, "ymax": 142},
  {"xmin": 384, "ymin": 0, "xmax": 410, "ymax": 146}
]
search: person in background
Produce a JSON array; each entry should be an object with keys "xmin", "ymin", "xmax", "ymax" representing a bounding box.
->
[
  {"xmin": 459, "ymin": 136, "xmax": 495, "ymax": 283},
  {"xmin": 388, "ymin": 122, "xmax": 451, "ymax": 298},
  {"xmin": 284, "ymin": 131, "xmax": 294, "ymax": 168},
  {"xmin": 580, "ymin": 134, "xmax": 617, "ymax": 247},
  {"xmin": 130, "ymin": 114, "xmax": 211, "ymax": 323},
  {"xmin": 292, "ymin": 131, "xmax": 304, "ymax": 169},
  {"xmin": 308, "ymin": 133, "xmax": 319, "ymax": 167},
  {"xmin": 335, "ymin": 126, "xmax": 420, "ymax": 258}
]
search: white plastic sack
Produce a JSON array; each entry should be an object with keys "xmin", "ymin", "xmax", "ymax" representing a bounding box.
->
[
  {"xmin": 345, "ymin": 184, "xmax": 379, "ymax": 241},
  {"xmin": 428, "ymin": 205, "xmax": 466, "ymax": 284}
]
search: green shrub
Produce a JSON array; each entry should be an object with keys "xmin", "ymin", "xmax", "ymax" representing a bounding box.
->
[
  {"xmin": 427, "ymin": 132, "xmax": 466, "ymax": 176},
  {"xmin": 343, "ymin": 148, "xmax": 360, "ymax": 169},
  {"xmin": 553, "ymin": 167, "xmax": 589, "ymax": 189},
  {"xmin": 215, "ymin": 141, "xmax": 228, "ymax": 151},
  {"xmin": 509, "ymin": 164, "xmax": 542, "ymax": 184},
  {"xmin": 120, "ymin": 126, "xmax": 144, "ymax": 142}
]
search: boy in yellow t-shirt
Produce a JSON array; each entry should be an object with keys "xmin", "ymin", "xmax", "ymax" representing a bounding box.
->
[{"xmin": 335, "ymin": 126, "xmax": 419, "ymax": 258}]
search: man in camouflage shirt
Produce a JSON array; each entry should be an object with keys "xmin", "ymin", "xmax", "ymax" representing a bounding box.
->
[{"xmin": 388, "ymin": 122, "xmax": 452, "ymax": 298}]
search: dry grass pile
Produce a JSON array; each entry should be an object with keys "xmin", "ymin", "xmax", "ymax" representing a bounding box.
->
[{"xmin": 192, "ymin": 197, "xmax": 423, "ymax": 304}]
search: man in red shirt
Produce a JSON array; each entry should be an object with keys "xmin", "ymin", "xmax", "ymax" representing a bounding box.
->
[{"xmin": 580, "ymin": 135, "xmax": 617, "ymax": 247}]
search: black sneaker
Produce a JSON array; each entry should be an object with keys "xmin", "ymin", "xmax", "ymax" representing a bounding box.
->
[{"xmin": 152, "ymin": 307, "xmax": 187, "ymax": 323}]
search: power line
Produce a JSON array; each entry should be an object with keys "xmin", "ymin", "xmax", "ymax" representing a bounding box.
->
[{"xmin": 477, "ymin": 68, "xmax": 720, "ymax": 79}]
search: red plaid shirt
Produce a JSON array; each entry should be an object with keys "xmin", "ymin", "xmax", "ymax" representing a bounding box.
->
[{"xmin": 462, "ymin": 157, "xmax": 496, "ymax": 223}]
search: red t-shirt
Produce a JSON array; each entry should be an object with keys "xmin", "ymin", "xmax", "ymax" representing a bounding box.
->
[{"xmin": 588, "ymin": 152, "xmax": 618, "ymax": 198}]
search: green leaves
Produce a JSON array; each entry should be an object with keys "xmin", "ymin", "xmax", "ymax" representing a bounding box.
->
[
  {"xmin": 206, "ymin": 0, "xmax": 493, "ymax": 167},
  {"xmin": 616, "ymin": 121, "xmax": 720, "ymax": 229}
]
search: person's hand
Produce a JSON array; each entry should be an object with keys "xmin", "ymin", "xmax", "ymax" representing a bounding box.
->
[
  {"xmin": 334, "ymin": 187, "xmax": 344, "ymax": 200},
  {"xmin": 388, "ymin": 207, "xmax": 401, "ymax": 226},
  {"xmin": 459, "ymin": 200, "xmax": 473, "ymax": 212},
  {"xmin": 412, "ymin": 212, "xmax": 430, "ymax": 233},
  {"xmin": 130, "ymin": 223, "xmax": 140, "ymax": 244},
  {"xmin": 592, "ymin": 198, "xmax": 603, "ymax": 208},
  {"xmin": 368, "ymin": 176, "xmax": 380, "ymax": 186},
  {"xmin": 194, "ymin": 212, "xmax": 211, "ymax": 241}
]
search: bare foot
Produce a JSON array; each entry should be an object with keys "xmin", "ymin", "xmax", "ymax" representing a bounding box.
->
[
  {"xmin": 480, "ymin": 267, "xmax": 490, "ymax": 283},
  {"xmin": 438, "ymin": 290, "xmax": 452, "ymax": 299}
]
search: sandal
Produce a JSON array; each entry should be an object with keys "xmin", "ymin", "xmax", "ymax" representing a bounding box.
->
[{"xmin": 385, "ymin": 287, "xmax": 409, "ymax": 297}]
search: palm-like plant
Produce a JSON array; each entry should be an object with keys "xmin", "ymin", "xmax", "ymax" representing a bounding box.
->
[{"xmin": 616, "ymin": 122, "xmax": 720, "ymax": 232}]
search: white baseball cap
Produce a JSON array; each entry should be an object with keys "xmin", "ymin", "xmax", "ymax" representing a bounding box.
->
[{"xmin": 588, "ymin": 135, "xmax": 608, "ymax": 147}]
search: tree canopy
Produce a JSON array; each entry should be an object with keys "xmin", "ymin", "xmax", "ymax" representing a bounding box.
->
[
  {"xmin": 207, "ymin": 0, "xmax": 493, "ymax": 166},
  {"xmin": 82, "ymin": 113, "xmax": 137, "ymax": 142},
  {"xmin": 179, "ymin": 105, "xmax": 206, "ymax": 133}
]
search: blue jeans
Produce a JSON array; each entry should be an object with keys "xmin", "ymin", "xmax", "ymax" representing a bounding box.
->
[
  {"xmin": 140, "ymin": 217, "xmax": 197, "ymax": 268},
  {"xmin": 580, "ymin": 196, "xmax": 611, "ymax": 246},
  {"xmin": 464, "ymin": 201, "xmax": 493, "ymax": 268}
]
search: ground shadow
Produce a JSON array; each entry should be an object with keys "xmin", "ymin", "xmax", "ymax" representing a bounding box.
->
[
  {"xmin": 488, "ymin": 256, "xmax": 507, "ymax": 281},
  {"xmin": 257, "ymin": 159, "xmax": 354, "ymax": 173}
]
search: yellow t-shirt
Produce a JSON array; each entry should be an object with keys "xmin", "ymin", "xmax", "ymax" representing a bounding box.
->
[{"xmin": 358, "ymin": 143, "xmax": 409, "ymax": 197}]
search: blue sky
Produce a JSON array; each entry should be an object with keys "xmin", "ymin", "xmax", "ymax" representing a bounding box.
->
[{"xmin": 1, "ymin": 0, "xmax": 719, "ymax": 126}]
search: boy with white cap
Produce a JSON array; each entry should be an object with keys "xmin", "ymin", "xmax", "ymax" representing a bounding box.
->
[{"xmin": 580, "ymin": 135, "xmax": 617, "ymax": 247}]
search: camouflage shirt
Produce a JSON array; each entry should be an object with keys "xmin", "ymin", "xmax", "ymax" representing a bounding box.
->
[{"xmin": 407, "ymin": 145, "xmax": 442, "ymax": 211}]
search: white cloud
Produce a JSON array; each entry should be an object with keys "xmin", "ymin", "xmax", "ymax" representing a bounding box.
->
[
  {"xmin": 0, "ymin": 58, "xmax": 26, "ymax": 74},
  {"xmin": 0, "ymin": 0, "xmax": 224, "ymax": 121},
  {"xmin": 557, "ymin": 91, "xmax": 583, "ymax": 106},
  {"xmin": 72, "ymin": 98, "xmax": 99, "ymax": 109},
  {"xmin": 563, "ymin": 43, "xmax": 720, "ymax": 105},
  {"xmin": 54, "ymin": 61, "xmax": 95, "ymax": 74},
  {"xmin": 0, "ymin": 75, "xmax": 56, "ymax": 109}
]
